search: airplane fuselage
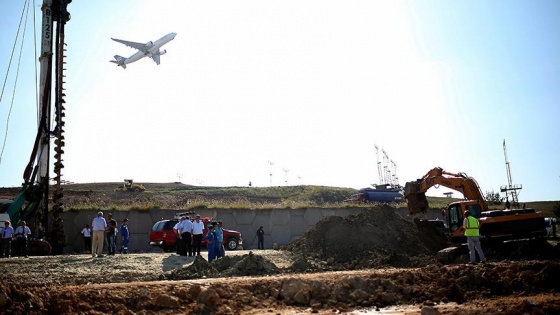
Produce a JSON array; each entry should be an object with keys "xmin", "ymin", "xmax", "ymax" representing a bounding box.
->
[{"xmin": 111, "ymin": 32, "xmax": 176, "ymax": 68}]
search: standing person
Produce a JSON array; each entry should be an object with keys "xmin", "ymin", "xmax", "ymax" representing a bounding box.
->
[
  {"xmin": 119, "ymin": 218, "xmax": 130, "ymax": 254},
  {"xmin": 463, "ymin": 210, "xmax": 486, "ymax": 264},
  {"xmin": 256, "ymin": 226, "xmax": 265, "ymax": 250},
  {"xmin": 191, "ymin": 215, "xmax": 204, "ymax": 256},
  {"xmin": 1, "ymin": 221, "xmax": 15, "ymax": 258},
  {"xmin": 105, "ymin": 213, "xmax": 118, "ymax": 256},
  {"xmin": 173, "ymin": 216, "xmax": 184, "ymax": 255},
  {"xmin": 14, "ymin": 221, "xmax": 31, "ymax": 257},
  {"xmin": 181, "ymin": 216, "xmax": 193, "ymax": 256},
  {"xmin": 91, "ymin": 212, "xmax": 107, "ymax": 258},
  {"xmin": 81, "ymin": 224, "xmax": 92, "ymax": 253},
  {"xmin": 205, "ymin": 224, "xmax": 218, "ymax": 263},
  {"xmin": 215, "ymin": 220, "xmax": 225, "ymax": 258}
]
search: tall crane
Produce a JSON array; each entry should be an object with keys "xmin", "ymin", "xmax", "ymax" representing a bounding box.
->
[
  {"xmin": 500, "ymin": 139, "xmax": 522, "ymax": 208},
  {"xmin": 374, "ymin": 145, "xmax": 382, "ymax": 185},
  {"xmin": 382, "ymin": 149, "xmax": 390, "ymax": 185}
]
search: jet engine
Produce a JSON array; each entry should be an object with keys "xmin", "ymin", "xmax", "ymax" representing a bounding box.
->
[
  {"xmin": 145, "ymin": 40, "xmax": 154, "ymax": 48},
  {"xmin": 158, "ymin": 49, "xmax": 167, "ymax": 56}
]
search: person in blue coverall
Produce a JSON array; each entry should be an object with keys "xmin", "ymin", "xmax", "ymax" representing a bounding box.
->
[
  {"xmin": 205, "ymin": 224, "xmax": 218, "ymax": 262},
  {"xmin": 119, "ymin": 218, "xmax": 130, "ymax": 254}
]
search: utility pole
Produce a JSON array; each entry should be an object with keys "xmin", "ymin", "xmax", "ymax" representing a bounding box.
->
[
  {"xmin": 268, "ymin": 161, "xmax": 274, "ymax": 186},
  {"xmin": 500, "ymin": 139, "xmax": 522, "ymax": 207},
  {"xmin": 283, "ymin": 168, "xmax": 289, "ymax": 186}
]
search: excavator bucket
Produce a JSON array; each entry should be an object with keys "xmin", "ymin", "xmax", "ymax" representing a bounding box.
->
[
  {"xmin": 404, "ymin": 180, "xmax": 430, "ymax": 214},
  {"xmin": 405, "ymin": 193, "xmax": 430, "ymax": 214}
]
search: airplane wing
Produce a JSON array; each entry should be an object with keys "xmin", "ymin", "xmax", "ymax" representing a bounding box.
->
[
  {"xmin": 151, "ymin": 53, "xmax": 161, "ymax": 65},
  {"xmin": 111, "ymin": 38, "xmax": 148, "ymax": 51}
]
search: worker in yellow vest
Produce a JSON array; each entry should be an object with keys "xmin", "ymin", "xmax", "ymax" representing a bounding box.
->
[{"xmin": 463, "ymin": 210, "xmax": 487, "ymax": 264}]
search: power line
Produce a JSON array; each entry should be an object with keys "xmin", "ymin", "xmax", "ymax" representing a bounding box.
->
[{"xmin": 0, "ymin": 0, "xmax": 32, "ymax": 166}]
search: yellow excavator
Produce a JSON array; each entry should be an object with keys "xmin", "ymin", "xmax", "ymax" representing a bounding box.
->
[
  {"xmin": 405, "ymin": 167, "xmax": 547, "ymax": 263},
  {"xmin": 115, "ymin": 179, "xmax": 146, "ymax": 192}
]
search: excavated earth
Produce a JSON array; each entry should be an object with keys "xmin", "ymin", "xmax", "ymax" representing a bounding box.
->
[{"xmin": 0, "ymin": 206, "xmax": 559, "ymax": 314}]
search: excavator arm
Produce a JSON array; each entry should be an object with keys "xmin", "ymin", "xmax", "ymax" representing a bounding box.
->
[{"xmin": 404, "ymin": 167, "xmax": 488, "ymax": 214}]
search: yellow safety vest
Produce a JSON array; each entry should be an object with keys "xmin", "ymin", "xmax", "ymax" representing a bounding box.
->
[{"xmin": 464, "ymin": 216, "xmax": 480, "ymax": 237}]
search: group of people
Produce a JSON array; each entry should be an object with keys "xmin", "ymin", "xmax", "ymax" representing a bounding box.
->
[
  {"xmin": 205, "ymin": 221, "xmax": 226, "ymax": 262},
  {"xmin": 173, "ymin": 214, "xmax": 212, "ymax": 258},
  {"xmin": 87, "ymin": 211, "xmax": 130, "ymax": 258},
  {"xmin": 1, "ymin": 220, "xmax": 32, "ymax": 258}
]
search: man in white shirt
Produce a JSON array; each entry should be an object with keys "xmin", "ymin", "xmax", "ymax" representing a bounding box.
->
[
  {"xmin": 81, "ymin": 224, "xmax": 92, "ymax": 253},
  {"xmin": 14, "ymin": 221, "xmax": 31, "ymax": 257},
  {"xmin": 191, "ymin": 215, "xmax": 204, "ymax": 256},
  {"xmin": 91, "ymin": 212, "xmax": 107, "ymax": 258},
  {"xmin": 173, "ymin": 217, "xmax": 184, "ymax": 255},
  {"xmin": 181, "ymin": 216, "xmax": 194, "ymax": 256}
]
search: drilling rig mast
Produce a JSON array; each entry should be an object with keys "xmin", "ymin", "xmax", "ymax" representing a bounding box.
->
[
  {"xmin": 3, "ymin": 0, "xmax": 71, "ymax": 255},
  {"xmin": 500, "ymin": 139, "xmax": 522, "ymax": 208}
]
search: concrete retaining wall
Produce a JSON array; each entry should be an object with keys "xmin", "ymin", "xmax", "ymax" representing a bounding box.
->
[{"xmin": 60, "ymin": 207, "xmax": 444, "ymax": 253}]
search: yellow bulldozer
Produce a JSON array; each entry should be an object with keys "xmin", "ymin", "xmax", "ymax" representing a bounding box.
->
[{"xmin": 115, "ymin": 179, "xmax": 145, "ymax": 192}]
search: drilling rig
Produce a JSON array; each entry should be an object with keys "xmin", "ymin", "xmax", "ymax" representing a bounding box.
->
[
  {"xmin": 500, "ymin": 139, "xmax": 522, "ymax": 208},
  {"xmin": 1, "ymin": 0, "xmax": 72, "ymax": 255}
]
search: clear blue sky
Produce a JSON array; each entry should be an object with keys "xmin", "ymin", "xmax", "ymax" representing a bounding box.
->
[{"xmin": 1, "ymin": 0, "xmax": 559, "ymax": 202}]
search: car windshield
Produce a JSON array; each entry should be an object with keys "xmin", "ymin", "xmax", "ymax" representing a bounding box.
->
[{"xmin": 151, "ymin": 221, "xmax": 165, "ymax": 231}]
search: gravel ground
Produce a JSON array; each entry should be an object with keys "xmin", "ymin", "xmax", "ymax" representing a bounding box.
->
[
  {"xmin": 0, "ymin": 249, "xmax": 559, "ymax": 314},
  {"xmin": 0, "ymin": 206, "xmax": 559, "ymax": 314}
]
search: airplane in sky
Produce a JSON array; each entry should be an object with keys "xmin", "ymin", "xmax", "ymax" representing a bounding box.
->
[{"xmin": 110, "ymin": 32, "xmax": 177, "ymax": 69}]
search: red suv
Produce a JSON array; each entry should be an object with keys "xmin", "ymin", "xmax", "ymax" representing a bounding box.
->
[{"xmin": 149, "ymin": 216, "xmax": 243, "ymax": 252}]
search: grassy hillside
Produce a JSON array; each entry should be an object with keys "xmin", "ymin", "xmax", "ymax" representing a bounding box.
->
[{"xmin": 0, "ymin": 183, "xmax": 558, "ymax": 216}]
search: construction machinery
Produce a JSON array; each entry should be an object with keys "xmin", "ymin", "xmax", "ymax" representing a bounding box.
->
[
  {"xmin": 404, "ymin": 167, "xmax": 547, "ymax": 244},
  {"xmin": 345, "ymin": 185, "xmax": 403, "ymax": 203},
  {"xmin": 0, "ymin": 0, "xmax": 72, "ymax": 255},
  {"xmin": 115, "ymin": 179, "xmax": 146, "ymax": 192}
]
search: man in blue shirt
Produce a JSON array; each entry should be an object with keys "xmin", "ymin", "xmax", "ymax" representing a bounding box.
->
[
  {"xmin": 119, "ymin": 218, "xmax": 130, "ymax": 254},
  {"xmin": 91, "ymin": 211, "xmax": 107, "ymax": 258},
  {"xmin": 215, "ymin": 221, "xmax": 225, "ymax": 258},
  {"xmin": 1, "ymin": 221, "xmax": 15, "ymax": 258}
]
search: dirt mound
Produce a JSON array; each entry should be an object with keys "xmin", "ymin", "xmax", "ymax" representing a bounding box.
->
[
  {"xmin": 286, "ymin": 206, "xmax": 448, "ymax": 268},
  {"xmin": 162, "ymin": 252, "xmax": 281, "ymax": 280},
  {"xmin": 162, "ymin": 255, "xmax": 219, "ymax": 280}
]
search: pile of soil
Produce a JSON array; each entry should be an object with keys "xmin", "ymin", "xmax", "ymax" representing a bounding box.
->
[
  {"xmin": 286, "ymin": 206, "xmax": 449, "ymax": 268},
  {"xmin": 162, "ymin": 252, "xmax": 281, "ymax": 280}
]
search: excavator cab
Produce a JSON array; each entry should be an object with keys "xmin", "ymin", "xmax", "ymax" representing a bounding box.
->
[{"xmin": 446, "ymin": 201, "xmax": 485, "ymax": 243}]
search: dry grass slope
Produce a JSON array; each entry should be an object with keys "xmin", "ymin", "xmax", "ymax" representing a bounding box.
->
[{"xmin": 0, "ymin": 183, "xmax": 558, "ymax": 216}]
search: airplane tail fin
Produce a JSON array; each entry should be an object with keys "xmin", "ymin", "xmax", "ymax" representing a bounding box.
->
[{"xmin": 110, "ymin": 55, "xmax": 127, "ymax": 69}]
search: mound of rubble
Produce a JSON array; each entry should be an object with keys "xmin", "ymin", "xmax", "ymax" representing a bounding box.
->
[
  {"xmin": 162, "ymin": 252, "xmax": 281, "ymax": 280},
  {"xmin": 286, "ymin": 205, "xmax": 449, "ymax": 268}
]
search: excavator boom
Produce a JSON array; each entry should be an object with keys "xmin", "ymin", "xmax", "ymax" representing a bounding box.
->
[{"xmin": 404, "ymin": 167, "xmax": 487, "ymax": 214}]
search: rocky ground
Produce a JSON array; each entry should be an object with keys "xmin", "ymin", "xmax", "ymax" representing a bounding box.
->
[{"xmin": 0, "ymin": 206, "xmax": 559, "ymax": 314}]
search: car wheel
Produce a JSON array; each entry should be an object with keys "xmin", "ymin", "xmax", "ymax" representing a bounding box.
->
[{"xmin": 226, "ymin": 237, "xmax": 238, "ymax": 250}]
